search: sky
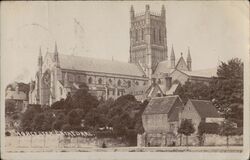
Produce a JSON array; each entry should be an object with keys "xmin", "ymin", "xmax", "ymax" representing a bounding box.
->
[{"xmin": 1, "ymin": 1, "xmax": 249, "ymax": 86}]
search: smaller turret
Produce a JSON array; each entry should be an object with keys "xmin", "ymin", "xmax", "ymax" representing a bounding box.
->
[
  {"xmin": 130, "ymin": 5, "xmax": 135, "ymax": 20},
  {"xmin": 187, "ymin": 47, "xmax": 192, "ymax": 71},
  {"xmin": 161, "ymin": 5, "xmax": 166, "ymax": 18},
  {"xmin": 170, "ymin": 44, "xmax": 175, "ymax": 68},
  {"xmin": 38, "ymin": 47, "xmax": 43, "ymax": 69},
  {"xmin": 54, "ymin": 42, "xmax": 60, "ymax": 67}
]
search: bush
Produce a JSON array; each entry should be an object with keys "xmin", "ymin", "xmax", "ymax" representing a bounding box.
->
[
  {"xmin": 62, "ymin": 124, "xmax": 71, "ymax": 131},
  {"xmin": 198, "ymin": 122, "xmax": 220, "ymax": 135},
  {"xmin": 5, "ymin": 131, "xmax": 11, "ymax": 136}
]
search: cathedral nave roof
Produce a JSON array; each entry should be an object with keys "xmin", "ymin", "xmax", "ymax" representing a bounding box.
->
[{"xmin": 58, "ymin": 54, "xmax": 146, "ymax": 77}]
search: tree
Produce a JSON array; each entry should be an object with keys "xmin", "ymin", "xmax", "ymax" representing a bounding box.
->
[
  {"xmin": 5, "ymin": 100, "xmax": 16, "ymax": 115},
  {"xmin": 20, "ymin": 106, "xmax": 42, "ymax": 131},
  {"xmin": 63, "ymin": 109, "xmax": 82, "ymax": 131},
  {"xmin": 220, "ymin": 120, "xmax": 237, "ymax": 147},
  {"xmin": 52, "ymin": 113, "xmax": 66, "ymax": 130},
  {"xmin": 71, "ymin": 85, "xmax": 99, "ymax": 116},
  {"xmin": 197, "ymin": 122, "xmax": 219, "ymax": 146},
  {"xmin": 175, "ymin": 81, "xmax": 210, "ymax": 104},
  {"xmin": 210, "ymin": 58, "xmax": 243, "ymax": 122},
  {"xmin": 178, "ymin": 119, "xmax": 195, "ymax": 146}
]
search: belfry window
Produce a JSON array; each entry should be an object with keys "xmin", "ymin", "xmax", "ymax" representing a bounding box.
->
[
  {"xmin": 135, "ymin": 81, "xmax": 139, "ymax": 85},
  {"xmin": 128, "ymin": 81, "xmax": 131, "ymax": 87},
  {"xmin": 118, "ymin": 79, "xmax": 121, "ymax": 86},
  {"xmin": 88, "ymin": 77, "xmax": 93, "ymax": 84},
  {"xmin": 98, "ymin": 78, "xmax": 102, "ymax": 84},
  {"xmin": 109, "ymin": 79, "xmax": 112, "ymax": 84},
  {"xmin": 153, "ymin": 29, "xmax": 156, "ymax": 42}
]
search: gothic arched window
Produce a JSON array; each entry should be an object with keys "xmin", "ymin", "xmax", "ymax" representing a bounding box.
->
[
  {"xmin": 159, "ymin": 29, "xmax": 161, "ymax": 42},
  {"xmin": 135, "ymin": 30, "xmax": 138, "ymax": 41},
  {"xmin": 98, "ymin": 78, "xmax": 102, "ymax": 84},
  {"xmin": 128, "ymin": 81, "xmax": 131, "ymax": 87},
  {"xmin": 141, "ymin": 29, "xmax": 144, "ymax": 40},
  {"xmin": 88, "ymin": 77, "xmax": 93, "ymax": 84},
  {"xmin": 153, "ymin": 28, "xmax": 156, "ymax": 42},
  {"xmin": 109, "ymin": 79, "xmax": 112, "ymax": 84},
  {"xmin": 117, "ymin": 79, "xmax": 121, "ymax": 86},
  {"xmin": 135, "ymin": 81, "xmax": 139, "ymax": 85}
]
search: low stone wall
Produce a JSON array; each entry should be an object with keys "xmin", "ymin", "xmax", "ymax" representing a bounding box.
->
[
  {"xmin": 204, "ymin": 134, "xmax": 243, "ymax": 146},
  {"xmin": 137, "ymin": 133, "xmax": 243, "ymax": 147},
  {"xmin": 5, "ymin": 135, "xmax": 128, "ymax": 148}
]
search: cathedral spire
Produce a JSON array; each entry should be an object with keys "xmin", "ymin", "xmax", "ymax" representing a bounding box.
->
[
  {"xmin": 161, "ymin": 5, "xmax": 165, "ymax": 18},
  {"xmin": 130, "ymin": 5, "xmax": 135, "ymax": 20},
  {"xmin": 54, "ymin": 41, "xmax": 60, "ymax": 67},
  {"xmin": 171, "ymin": 44, "xmax": 175, "ymax": 60},
  {"xmin": 187, "ymin": 47, "xmax": 192, "ymax": 71},
  {"xmin": 187, "ymin": 47, "xmax": 191, "ymax": 61},
  {"xmin": 39, "ymin": 46, "xmax": 42, "ymax": 57},
  {"xmin": 54, "ymin": 41, "xmax": 58, "ymax": 54},
  {"xmin": 170, "ymin": 44, "xmax": 175, "ymax": 68},
  {"xmin": 38, "ymin": 46, "xmax": 43, "ymax": 68}
]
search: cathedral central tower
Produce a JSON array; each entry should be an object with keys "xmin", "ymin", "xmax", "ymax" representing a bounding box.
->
[{"xmin": 129, "ymin": 5, "xmax": 168, "ymax": 77}]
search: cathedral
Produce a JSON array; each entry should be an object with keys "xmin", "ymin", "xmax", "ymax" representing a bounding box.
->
[{"xmin": 29, "ymin": 5, "xmax": 216, "ymax": 106}]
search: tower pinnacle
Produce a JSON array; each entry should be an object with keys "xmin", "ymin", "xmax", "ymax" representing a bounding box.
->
[
  {"xmin": 170, "ymin": 44, "xmax": 175, "ymax": 69},
  {"xmin": 187, "ymin": 47, "xmax": 192, "ymax": 71}
]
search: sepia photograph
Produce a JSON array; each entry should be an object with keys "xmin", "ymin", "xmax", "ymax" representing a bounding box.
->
[{"xmin": 1, "ymin": 1, "xmax": 249, "ymax": 160}]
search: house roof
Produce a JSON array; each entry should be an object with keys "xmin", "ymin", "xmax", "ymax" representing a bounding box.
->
[
  {"xmin": 143, "ymin": 95, "xmax": 180, "ymax": 115},
  {"xmin": 58, "ymin": 54, "xmax": 145, "ymax": 77},
  {"xmin": 189, "ymin": 99, "xmax": 220, "ymax": 118},
  {"xmin": 182, "ymin": 68, "xmax": 217, "ymax": 78}
]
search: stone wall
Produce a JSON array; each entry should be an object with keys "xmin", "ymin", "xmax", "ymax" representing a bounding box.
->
[
  {"xmin": 137, "ymin": 133, "xmax": 243, "ymax": 147},
  {"xmin": 5, "ymin": 135, "xmax": 128, "ymax": 148},
  {"xmin": 177, "ymin": 134, "xmax": 243, "ymax": 146}
]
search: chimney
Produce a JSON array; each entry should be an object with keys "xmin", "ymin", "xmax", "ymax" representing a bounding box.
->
[
  {"xmin": 165, "ymin": 76, "xmax": 172, "ymax": 91},
  {"xmin": 162, "ymin": 73, "xmax": 172, "ymax": 92}
]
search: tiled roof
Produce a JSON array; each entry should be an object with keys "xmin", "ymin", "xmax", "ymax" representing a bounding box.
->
[
  {"xmin": 143, "ymin": 95, "xmax": 180, "ymax": 115},
  {"xmin": 59, "ymin": 54, "xmax": 145, "ymax": 77},
  {"xmin": 182, "ymin": 68, "xmax": 217, "ymax": 78},
  {"xmin": 153, "ymin": 60, "xmax": 174, "ymax": 75},
  {"xmin": 190, "ymin": 99, "xmax": 220, "ymax": 118}
]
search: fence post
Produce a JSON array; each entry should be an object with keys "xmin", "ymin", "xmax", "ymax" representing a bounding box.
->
[
  {"xmin": 58, "ymin": 135, "xmax": 60, "ymax": 148},
  {"xmin": 43, "ymin": 134, "xmax": 46, "ymax": 148},
  {"xmin": 19, "ymin": 136, "xmax": 20, "ymax": 147},
  {"xmin": 77, "ymin": 136, "xmax": 79, "ymax": 148},
  {"xmin": 30, "ymin": 135, "xmax": 33, "ymax": 148}
]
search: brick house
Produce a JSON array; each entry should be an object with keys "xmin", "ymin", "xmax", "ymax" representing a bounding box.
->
[
  {"xmin": 140, "ymin": 95, "xmax": 184, "ymax": 146},
  {"xmin": 180, "ymin": 99, "xmax": 224, "ymax": 134}
]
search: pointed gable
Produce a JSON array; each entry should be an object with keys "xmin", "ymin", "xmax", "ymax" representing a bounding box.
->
[{"xmin": 175, "ymin": 57, "xmax": 188, "ymax": 71}]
